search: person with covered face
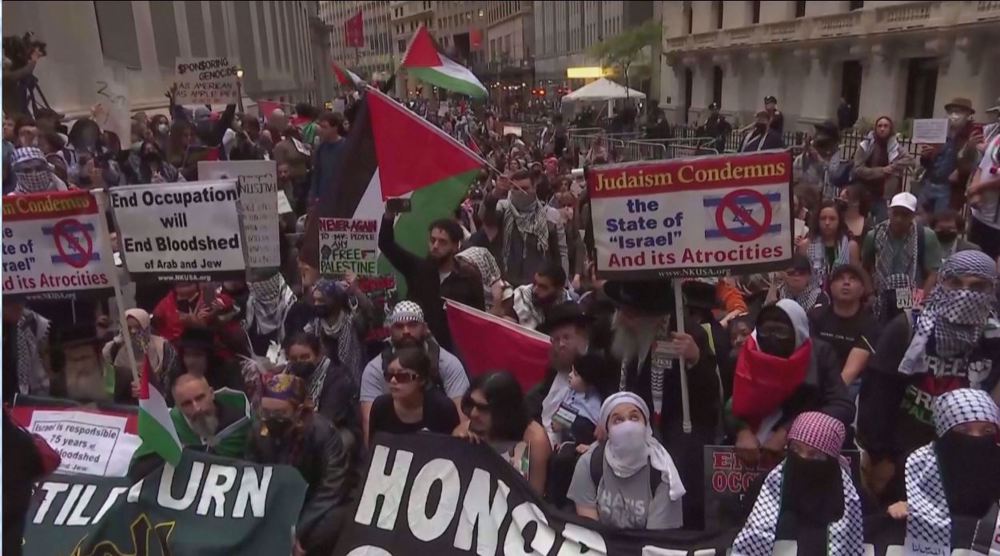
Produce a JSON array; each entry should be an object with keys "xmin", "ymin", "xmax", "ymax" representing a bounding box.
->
[
  {"xmin": 103, "ymin": 308, "xmax": 180, "ymax": 395},
  {"xmin": 246, "ymin": 373, "xmax": 356, "ymax": 556},
  {"xmin": 604, "ymin": 280, "xmax": 718, "ymax": 528},
  {"xmin": 918, "ymin": 97, "xmax": 984, "ymax": 214},
  {"xmin": 730, "ymin": 300, "xmax": 855, "ymax": 468},
  {"xmin": 380, "ymin": 205, "xmax": 485, "ymax": 351},
  {"xmin": 853, "ymin": 116, "xmax": 913, "ymax": 222},
  {"xmin": 301, "ymin": 279, "xmax": 364, "ymax": 382},
  {"xmin": 858, "ymin": 250, "xmax": 1000, "ymax": 503},
  {"xmin": 359, "ymin": 302, "xmax": 469, "ymax": 445},
  {"xmin": 733, "ymin": 411, "xmax": 863, "ymax": 555},
  {"xmin": 887, "ymin": 389, "xmax": 1000, "ymax": 554},
  {"xmin": 9, "ymin": 146, "xmax": 66, "ymax": 193},
  {"xmin": 793, "ymin": 120, "xmax": 853, "ymax": 200},
  {"xmin": 495, "ymin": 169, "xmax": 563, "ymax": 287},
  {"xmin": 567, "ymin": 392, "xmax": 686, "ymax": 530},
  {"xmin": 223, "ymin": 272, "xmax": 298, "ymax": 358}
]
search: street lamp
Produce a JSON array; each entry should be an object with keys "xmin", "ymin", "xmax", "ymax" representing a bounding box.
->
[{"xmin": 235, "ymin": 67, "xmax": 245, "ymax": 113}]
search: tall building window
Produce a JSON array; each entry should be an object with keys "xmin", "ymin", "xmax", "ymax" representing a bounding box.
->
[
  {"xmin": 849, "ymin": 1, "xmax": 864, "ymax": 10},
  {"xmin": 685, "ymin": 4, "xmax": 693, "ymax": 34},
  {"xmin": 840, "ymin": 60, "xmax": 862, "ymax": 124},
  {"xmin": 752, "ymin": 1, "xmax": 761, "ymax": 24},
  {"xmin": 712, "ymin": 66, "xmax": 723, "ymax": 106},
  {"xmin": 795, "ymin": 1, "xmax": 807, "ymax": 18},
  {"xmin": 905, "ymin": 58, "xmax": 939, "ymax": 119},
  {"xmin": 714, "ymin": 1, "xmax": 724, "ymax": 30}
]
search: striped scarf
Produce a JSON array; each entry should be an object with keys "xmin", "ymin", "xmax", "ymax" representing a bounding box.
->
[
  {"xmin": 502, "ymin": 199, "xmax": 549, "ymax": 273},
  {"xmin": 15, "ymin": 310, "xmax": 51, "ymax": 395},
  {"xmin": 872, "ymin": 220, "xmax": 918, "ymax": 320},
  {"xmin": 806, "ymin": 235, "xmax": 851, "ymax": 288}
]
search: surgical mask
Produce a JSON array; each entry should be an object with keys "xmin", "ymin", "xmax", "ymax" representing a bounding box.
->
[
  {"xmin": 938, "ymin": 288, "xmax": 995, "ymax": 326},
  {"xmin": 510, "ymin": 189, "xmax": 536, "ymax": 211},
  {"xmin": 263, "ymin": 417, "xmax": 293, "ymax": 438},
  {"xmin": 947, "ymin": 111, "xmax": 969, "ymax": 129},
  {"xmin": 157, "ymin": 123, "xmax": 169, "ymax": 135},
  {"xmin": 608, "ymin": 420, "xmax": 647, "ymax": 454}
]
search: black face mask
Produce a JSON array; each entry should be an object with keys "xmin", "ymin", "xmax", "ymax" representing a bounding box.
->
[
  {"xmin": 757, "ymin": 332, "xmax": 796, "ymax": 358},
  {"xmin": 287, "ymin": 360, "xmax": 317, "ymax": 378},
  {"xmin": 313, "ymin": 305, "xmax": 334, "ymax": 319},
  {"xmin": 264, "ymin": 417, "xmax": 294, "ymax": 438},
  {"xmin": 781, "ymin": 452, "xmax": 845, "ymax": 524},
  {"xmin": 936, "ymin": 432, "xmax": 1000, "ymax": 517},
  {"xmin": 935, "ymin": 231, "xmax": 958, "ymax": 244}
]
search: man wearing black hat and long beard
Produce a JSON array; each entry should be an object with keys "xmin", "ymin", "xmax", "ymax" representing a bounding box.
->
[{"xmin": 604, "ymin": 280, "xmax": 719, "ymax": 529}]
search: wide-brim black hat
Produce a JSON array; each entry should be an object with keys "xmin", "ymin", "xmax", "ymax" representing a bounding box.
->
[
  {"xmin": 603, "ymin": 280, "xmax": 675, "ymax": 315},
  {"xmin": 538, "ymin": 301, "xmax": 593, "ymax": 335},
  {"xmin": 178, "ymin": 327, "xmax": 215, "ymax": 352},
  {"xmin": 682, "ymin": 280, "xmax": 717, "ymax": 311}
]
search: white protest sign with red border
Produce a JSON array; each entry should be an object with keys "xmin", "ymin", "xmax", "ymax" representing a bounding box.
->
[
  {"xmin": 2, "ymin": 190, "xmax": 115, "ymax": 299},
  {"xmin": 587, "ymin": 150, "xmax": 794, "ymax": 279}
]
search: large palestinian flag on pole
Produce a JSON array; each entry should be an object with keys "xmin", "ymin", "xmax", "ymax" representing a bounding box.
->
[
  {"xmin": 135, "ymin": 357, "xmax": 182, "ymax": 466},
  {"xmin": 302, "ymin": 86, "xmax": 485, "ymax": 287},
  {"xmin": 401, "ymin": 24, "xmax": 488, "ymax": 99},
  {"xmin": 332, "ymin": 61, "xmax": 364, "ymax": 89}
]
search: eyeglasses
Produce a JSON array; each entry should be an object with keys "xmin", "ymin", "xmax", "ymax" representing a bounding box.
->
[
  {"xmin": 462, "ymin": 398, "xmax": 491, "ymax": 415},
  {"xmin": 383, "ymin": 371, "xmax": 420, "ymax": 384}
]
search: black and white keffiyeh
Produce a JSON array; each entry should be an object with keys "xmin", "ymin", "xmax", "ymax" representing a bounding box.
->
[
  {"xmin": 245, "ymin": 272, "xmax": 297, "ymax": 343},
  {"xmin": 15, "ymin": 309, "xmax": 51, "ymax": 395},
  {"xmin": 900, "ymin": 250, "xmax": 998, "ymax": 375},
  {"xmin": 871, "ymin": 220, "xmax": 919, "ymax": 321},
  {"xmin": 904, "ymin": 389, "xmax": 1000, "ymax": 554},
  {"xmin": 501, "ymin": 198, "xmax": 549, "ymax": 270},
  {"xmin": 732, "ymin": 461, "xmax": 863, "ymax": 556}
]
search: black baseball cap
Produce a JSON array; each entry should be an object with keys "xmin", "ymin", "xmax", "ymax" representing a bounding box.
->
[
  {"xmin": 787, "ymin": 254, "xmax": 812, "ymax": 274},
  {"xmin": 764, "ymin": 95, "xmax": 777, "ymax": 104}
]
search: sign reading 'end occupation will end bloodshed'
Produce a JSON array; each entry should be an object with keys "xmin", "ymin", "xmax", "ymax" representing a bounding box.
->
[
  {"xmin": 2, "ymin": 191, "xmax": 114, "ymax": 299},
  {"xmin": 587, "ymin": 151, "xmax": 794, "ymax": 279},
  {"xmin": 111, "ymin": 180, "xmax": 246, "ymax": 283}
]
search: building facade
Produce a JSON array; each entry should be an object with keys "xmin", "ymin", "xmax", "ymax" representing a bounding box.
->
[
  {"xmin": 660, "ymin": 0, "xmax": 1000, "ymax": 131},
  {"xmin": 482, "ymin": 1, "xmax": 535, "ymax": 107},
  {"xmin": 533, "ymin": 1, "xmax": 654, "ymax": 91},
  {"xmin": 390, "ymin": 1, "xmax": 434, "ymax": 97},
  {"xmin": 3, "ymin": 0, "xmax": 325, "ymax": 119},
  {"xmin": 321, "ymin": 0, "xmax": 395, "ymax": 85}
]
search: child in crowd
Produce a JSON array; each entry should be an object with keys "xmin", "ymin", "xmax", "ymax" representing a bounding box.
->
[{"xmin": 550, "ymin": 352, "xmax": 604, "ymax": 451}]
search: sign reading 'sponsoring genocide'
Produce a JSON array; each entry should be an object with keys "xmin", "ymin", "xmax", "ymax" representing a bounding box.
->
[
  {"xmin": 174, "ymin": 56, "xmax": 240, "ymax": 105},
  {"xmin": 2, "ymin": 190, "xmax": 114, "ymax": 299},
  {"xmin": 199, "ymin": 160, "xmax": 280, "ymax": 270},
  {"xmin": 587, "ymin": 151, "xmax": 794, "ymax": 279},
  {"xmin": 335, "ymin": 434, "xmax": 998, "ymax": 556},
  {"xmin": 110, "ymin": 180, "xmax": 246, "ymax": 282},
  {"xmin": 22, "ymin": 450, "xmax": 307, "ymax": 556}
]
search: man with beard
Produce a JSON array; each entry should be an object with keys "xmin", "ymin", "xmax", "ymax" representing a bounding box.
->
[
  {"xmin": 49, "ymin": 324, "xmax": 119, "ymax": 403},
  {"xmin": 510, "ymin": 261, "xmax": 572, "ymax": 330},
  {"xmin": 733, "ymin": 411, "xmax": 863, "ymax": 555},
  {"xmin": 358, "ymin": 302, "xmax": 469, "ymax": 445},
  {"xmin": 379, "ymin": 206, "xmax": 484, "ymax": 351},
  {"xmin": 604, "ymin": 280, "xmax": 719, "ymax": 529},
  {"xmin": 246, "ymin": 373, "xmax": 357, "ymax": 556},
  {"xmin": 496, "ymin": 169, "xmax": 563, "ymax": 287},
  {"xmin": 853, "ymin": 116, "xmax": 912, "ymax": 222},
  {"xmin": 887, "ymin": 389, "xmax": 1000, "ymax": 554},
  {"xmin": 858, "ymin": 250, "xmax": 1000, "ymax": 503},
  {"xmin": 129, "ymin": 374, "xmax": 252, "ymax": 479},
  {"xmin": 930, "ymin": 209, "xmax": 980, "ymax": 260}
]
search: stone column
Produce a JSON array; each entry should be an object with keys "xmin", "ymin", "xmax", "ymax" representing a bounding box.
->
[
  {"xmin": 857, "ymin": 43, "xmax": 906, "ymax": 123},
  {"xmin": 797, "ymin": 47, "xmax": 837, "ymax": 125}
]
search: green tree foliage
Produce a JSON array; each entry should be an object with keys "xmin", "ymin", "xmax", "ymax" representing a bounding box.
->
[{"xmin": 588, "ymin": 21, "xmax": 662, "ymax": 88}]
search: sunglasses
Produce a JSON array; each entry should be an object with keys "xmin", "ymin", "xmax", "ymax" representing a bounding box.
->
[
  {"xmin": 462, "ymin": 398, "xmax": 491, "ymax": 415},
  {"xmin": 383, "ymin": 371, "xmax": 420, "ymax": 384}
]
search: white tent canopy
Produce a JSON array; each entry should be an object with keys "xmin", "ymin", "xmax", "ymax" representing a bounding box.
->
[{"xmin": 562, "ymin": 78, "xmax": 646, "ymax": 102}]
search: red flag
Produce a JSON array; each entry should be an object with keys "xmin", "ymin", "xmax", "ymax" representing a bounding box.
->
[
  {"xmin": 257, "ymin": 100, "xmax": 281, "ymax": 119},
  {"xmin": 470, "ymin": 29, "xmax": 483, "ymax": 50},
  {"xmin": 445, "ymin": 300, "xmax": 550, "ymax": 392},
  {"xmin": 345, "ymin": 11, "xmax": 365, "ymax": 48}
]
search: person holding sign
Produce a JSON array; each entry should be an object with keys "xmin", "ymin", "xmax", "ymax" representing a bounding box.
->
[
  {"xmin": 733, "ymin": 411, "xmax": 863, "ymax": 556},
  {"xmin": 886, "ymin": 389, "xmax": 1000, "ymax": 555},
  {"xmin": 861, "ymin": 192, "xmax": 941, "ymax": 324},
  {"xmin": 917, "ymin": 97, "xmax": 983, "ymax": 214}
]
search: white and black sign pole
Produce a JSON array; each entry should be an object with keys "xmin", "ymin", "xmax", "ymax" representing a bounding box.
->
[{"xmin": 673, "ymin": 279, "xmax": 692, "ymax": 434}]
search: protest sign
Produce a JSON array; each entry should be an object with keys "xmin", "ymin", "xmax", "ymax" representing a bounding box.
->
[
  {"xmin": 587, "ymin": 151, "xmax": 794, "ymax": 279},
  {"xmin": 175, "ymin": 56, "xmax": 240, "ymax": 105},
  {"xmin": 502, "ymin": 125, "xmax": 522, "ymax": 137},
  {"xmin": 318, "ymin": 217, "xmax": 379, "ymax": 276},
  {"xmin": 334, "ymin": 433, "xmax": 993, "ymax": 556},
  {"xmin": 28, "ymin": 410, "xmax": 139, "ymax": 477},
  {"xmin": 110, "ymin": 180, "xmax": 246, "ymax": 282},
  {"xmin": 2, "ymin": 190, "xmax": 114, "ymax": 300},
  {"xmin": 199, "ymin": 160, "xmax": 280, "ymax": 270},
  {"xmin": 22, "ymin": 450, "xmax": 307, "ymax": 556},
  {"xmin": 93, "ymin": 77, "xmax": 131, "ymax": 144},
  {"xmin": 911, "ymin": 118, "xmax": 949, "ymax": 144}
]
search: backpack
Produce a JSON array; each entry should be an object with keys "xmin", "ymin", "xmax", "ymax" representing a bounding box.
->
[{"xmin": 589, "ymin": 442, "xmax": 662, "ymax": 496}]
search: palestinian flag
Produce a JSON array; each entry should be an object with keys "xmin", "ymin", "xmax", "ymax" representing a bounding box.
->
[
  {"xmin": 136, "ymin": 357, "xmax": 182, "ymax": 467},
  {"xmin": 445, "ymin": 300, "xmax": 551, "ymax": 391},
  {"xmin": 302, "ymin": 86, "xmax": 485, "ymax": 280},
  {"xmin": 401, "ymin": 24, "xmax": 487, "ymax": 99},
  {"xmin": 332, "ymin": 62, "xmax": 364, "ymax": 89}
]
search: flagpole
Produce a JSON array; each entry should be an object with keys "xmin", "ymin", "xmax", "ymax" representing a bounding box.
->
[
  {"xmin": 673, "ymin": 279, "xmax": 692, "ymax": 434},
  {"xmin": 97, "ymin": 190, "xmax": 142, "ymax": 385}
]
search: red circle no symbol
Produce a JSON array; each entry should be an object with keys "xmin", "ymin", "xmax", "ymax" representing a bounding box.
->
[
  {"xmin": 53, "ymin": 218, "xmax": 94, "ymax": 269},
  {"xmin": 714, "ymin": 189, "xmax": 773, "ymax": 242}
]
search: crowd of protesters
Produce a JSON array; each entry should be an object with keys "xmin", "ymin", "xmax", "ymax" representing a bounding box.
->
[{"xmin": 3, "ymin": 77, "xmax": 1000, "ymax": 556}]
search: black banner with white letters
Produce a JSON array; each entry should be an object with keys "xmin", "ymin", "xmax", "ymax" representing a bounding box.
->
[{"xmin": 334, "ymin": 433, "xmax": 1000, "ymax": 556}]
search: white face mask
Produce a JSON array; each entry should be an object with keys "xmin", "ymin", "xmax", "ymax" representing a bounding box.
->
[
  {"xmin": 605, "ymin": 420, "xmax": 649, "ymax": 477},
  {"xmin": 157, "ymin": 123, "xmax": 169, "ymax": 135},
  {"xmin": 947, "ymin": 111, "xmax": 969, "ymax": 129}
]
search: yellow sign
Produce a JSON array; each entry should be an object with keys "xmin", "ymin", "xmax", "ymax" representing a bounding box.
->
[{"xmin": 566, "ymin": 67, "xmax": 604, "ymax": 79}]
